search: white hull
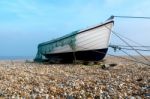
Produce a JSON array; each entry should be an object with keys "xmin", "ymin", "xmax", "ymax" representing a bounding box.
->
[{"xmin": 49, "ymin": 21, "xmax": 113, "ymax": 54}]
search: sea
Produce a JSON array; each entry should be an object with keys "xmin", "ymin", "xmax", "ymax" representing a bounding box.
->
[{"xmin": 0, "ymin": 56, "xmax": 34, "ymax": 60}]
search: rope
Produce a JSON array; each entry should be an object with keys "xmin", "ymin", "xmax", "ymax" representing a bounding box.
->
[
  {"xmin": 113, "ymin": 32, "xmax": 150, "ymax": 63},
  {"xmin": 114, "ymin": 16, "xmax": 150, "ymax": 19},
  {"xmin": 66, "ymin": 24, "xmax": 150, "ymax": 66},
  {"xmin": 109, "ymin": 45, "xmax": 150, "ymax": 51},
  {"xmin": 107, "ymin": 53, "xmax": 150, "ymax": 66},
  {"xmin": 73, "ymin": 50, "xmax": 77, "ymax": 64},
  {"xmin": 119, "ymin": 49, "xmax": 143, "ymax": 63},
  {"xmin": 119, "ymin": 47, "xmax": 150, "ymax": 51},
  {"xmin": 113, "ymin": 15, "xmax": 150, "ymax": 50},
  {"xmin": 108, "ymin": 45, "xmax": 149, "ymax": 65},
  {"xmin": 108, "ymin": 45, "xmax": 139, "ymax": 61},
  {"xmin": 111, "ymin": 32, "xmax": 150, "ymax": 50},
  {"xmin": 72, "ymin": 15, "xmax": 150, "ymax": 65},
  {"xmin": 70, "ymin": 34, "xmax": 150, "ymax": 66},
  {"xmin": 112, "ymin": 45, "xmax": 150, "ymax": 48},
  {"xmin": 105, "ymin": 26, "xmax": 150, "ymax": 63},
  {"xmin": 76, "ymin": 45, "xmax": 150, "ymax": 66}
]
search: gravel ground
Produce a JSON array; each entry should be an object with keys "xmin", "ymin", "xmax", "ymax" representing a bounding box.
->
[{"xmin": 0, "ymin": 57, "xmax": 149, "ymax": 99}]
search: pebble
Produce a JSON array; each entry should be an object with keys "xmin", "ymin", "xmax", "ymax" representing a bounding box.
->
[
  {"xmin": 145, "ymin": 93, "xmax": 150, "ymax": 97},
  {"xmin": 0, "ymin": 58, "xmax": 149, "ymax": 98},
  {"xmin": 66, "ymin": 95, "xmax": 74, "ymax": 99}
]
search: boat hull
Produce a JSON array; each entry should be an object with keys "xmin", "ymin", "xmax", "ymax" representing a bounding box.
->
[
  {"xmin": 48, "ymin": 21, "xmax": 113, "ymax": 54},
  {"xmin": 44, "ymin": 48, "xmax": 108, "ymax": 63},
  {"xmin": 34, "ymin": 19, "xmax": 114, "ymax": 63}
]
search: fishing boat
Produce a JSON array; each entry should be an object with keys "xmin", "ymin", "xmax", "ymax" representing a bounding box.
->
[{"xmin": 34, "ymin": 17, "xmax": 114, "ymax": 63}]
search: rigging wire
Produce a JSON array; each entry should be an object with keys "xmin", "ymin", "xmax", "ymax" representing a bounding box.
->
[
  {"xmin": 109, "ymin": 45, "xmax": 150, "ymax": 51},
  {"xmin": 69, "ymin": 32, "xmax": 150, "ymax": 66},
  {"xmin": 114, "ymin": 15, "xmax": 150, "ymax": 19},
  {"xmin": 111, "ymin": 45, "xmax": 150, "ymax": 48},
  {"xmin": 121, "ymin": 50, "xmax": 139, "ymax": 62},
  {"xmin": 112, "ymin": 32, "xmax": 150, "ymax": 63},
  {"xmin": 71, "ymin": 21, "xmax": 150, "ymax": 65},
  {"xmin": 108, "ymin": 45, "xmax": 140, "ymax": 63},
  {"xmin": 113, "ymin": 15, "xmax": 150, "ymax": 50},
  {"xmin": 119, "ymin": 47, "xmax": 150, "ymax": 51},
  {"xmin": 76, "ymin": 45, "xmax": 150, "ymax": 66},
  {"xmin": 107, "ymin": 52, "xmax": 150, "ymax": 66},
  {"xmin": 68, "ymin": 33, "xmax": 145, "ymax": 65},
  {"xmin": 108, "ymin": 16, "xmax": 150, "ymax": 65},
  {"xmin": 105, "ymin": 26, "xmax": 150, "ymax": 63},
  {"xmin": 72, "ymin": 15, "xmax": 150, "ymax": 66},
  {"xmin": 112, "ymin": 32, "xmax": 150, "ymax": 50},
  {"xmin": 119, "ymin": 49, "xmax": 147, "ymax": 64}
]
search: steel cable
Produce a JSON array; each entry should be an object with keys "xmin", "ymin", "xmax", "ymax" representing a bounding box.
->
[
  {"xmin": 104, "ymin": 26, "xmax": 150, "ymax": 63},
  {"xmin": 114, "ymin": 15, "xmax": 150, "ymax": 19}
]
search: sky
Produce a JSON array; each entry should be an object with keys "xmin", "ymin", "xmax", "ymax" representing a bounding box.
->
[{"xmin": 0, "ymin": 0, "xmax": 150, "ymax": 58}]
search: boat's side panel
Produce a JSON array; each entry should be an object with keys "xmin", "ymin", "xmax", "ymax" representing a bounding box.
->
[
  {"xmin": 49, "ymin": 45, "xmax": 72, "ymax": 54},
  {"xmin": 45, "ymin": 48, "xmax": 108, "ymax": 63},
  {"xmin": 49, "ymin": 22, "xmax": 113, "ymax": 54},
  {"xmin": 76, "ymin": 23, "xmax": 113, "ymax": 51}
]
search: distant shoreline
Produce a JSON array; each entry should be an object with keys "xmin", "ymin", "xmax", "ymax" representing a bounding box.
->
[
  {"xmin": 0, "ymin": 55, "xmax": 149, "ymax": 61},
  {"xmin": 0, "ymin": 56, "xmax": 34, "ymax": 60}
]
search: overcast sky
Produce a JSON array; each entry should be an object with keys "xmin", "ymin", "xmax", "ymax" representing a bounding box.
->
[{"xmin": 0, "ymin": 0, "xmax": 150, "ymax": 57}]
